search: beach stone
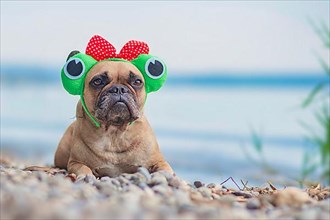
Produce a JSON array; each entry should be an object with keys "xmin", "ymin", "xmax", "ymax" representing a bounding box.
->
[
  {"xmin": 1, "ymin": 159, "xmax": 330, "ymax": 220},
  {"xmin": 250, "ymin": 191, "xmax": 260, "ymax": 197},
  {"xmin": 9, "ymin": 174, "xmax": 25, "ymax": 183},
  {"xmin": 140, "ymin": 193, "xmax": 161, "ymax": 209},
  {"xmin": 33, "ymin": 171, "xmax": 51, "ymax": 182},
  {"xmin": 127, "ymin": 184, "xmax": 143, "ymax": 193},
  {"xmin": 194, "ymin": 181, "xmax": 203, "ymax": 188},
  {"xmin": 117, "ymin": 176, "xmax": 130, "ymax": 185},
  {"xmin": 211, "ymin": 193, "xmax": 221, "ymax": 200},
  {"xmin": 48, "ymin": 188, "xmax": 62, "ymax": 198},
  {"xmin": 121, "ymin": 173, "xmax": 132, "ymax": 179},
  {"xmin": 138, "ymin": 182, "xmax": 148, "ymax": 190},
  {"xmin": 217, "ymin": 195, "xmax": 237, "ymax": 206},
  {"xmin": 318, "ymin": 198, "xmax": 330, "ymax": 211},
  {"xmin": 168, "ymin": 176, "xmax": 183, "ymax": 188},
  {"xmin": 100, "ymin": 176, "xmax": 111, "ymax": 182},
  {"xmin": 232, "ymin": 191, "xmax": 253, "ymax": 198},
  {"xmin": 232, "ymin": 201, "xmax": 245, "ymax": 208},
  {"xmin": 161, "ymin": 170, "xmax": 175, "ymax": 179},
  {"xmin": 121, "ymin": 183, "xmax": 130, "ymax": 191},
  {"xmin": 143, "ymin": 186, "xmax": 155, "ymax": 197},
  {"xmin": 173, "ymin": 189, "xmax": 191, "ymax": 206},
  {"xmin": 152, "ymin": 185, "xmax": 171, "ymax": 196},
  {"xmin": 197, "ymin": 186, "xmax": 212, "ymax": 198},
  {"xmin": 296, "ymin": 208, "xmax": 319, "ymax": 220},
  {"xmin": 80, "ymin": 186, "xmax": 99, "ymax": 199},
  {"xmin": 137, "ymin": 167, "xmax": 151, "ymax": 181},
  {"xmin": 211, "ymin": 187, "xmax": 225, "ymax": 195},
  {"xmin": 179, "ymin": 180, "xmax": 191, "ymax": 190},
  {"xmin": 207, "ymin": 183, "xmax": 216, "ymax": 188},
  {"xmin": 97, "ymin": 184, "xmax": 119, "ymax": 196},
  {"xmin": 110, "ymin": 178, "xmax": 121, "ymax": 187},
  {"xmin": 77, "ymin": 174, "xmax": 97, "ymax": 184},
  {"xmin": 149, "ymin": 172, "xmax": 168, "ymax": 186},
  {"xmin": 190, "ymin": 190, "xmax": 205, "ymax": 201},
  {"xmin": 24, "ymin": 176, "xmax": 40, "ymax": 187},
  {"xmin": 246, "ymin": 198, "xmax": 261, "ymax": 209},
  {"xmin": 272, "ymin": 187, "xmax": 313, "ymax": 207},
  {"xmin": 129, "ymin": 173, "xmax": 147, "ymax": 185}
]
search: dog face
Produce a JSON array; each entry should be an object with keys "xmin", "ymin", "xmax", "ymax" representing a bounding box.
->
[
  {"xmin": 61, "ymin": 48, "xmax": 168, "ymax": 128},
  {"xmin": 83, "ymin": 61, "xmax": 146, "ymax": 127}
]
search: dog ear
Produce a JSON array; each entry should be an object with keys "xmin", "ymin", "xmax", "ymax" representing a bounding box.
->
[{"xmin": 66, "ymin": 50, "xmax": 80, "ymax": 61}]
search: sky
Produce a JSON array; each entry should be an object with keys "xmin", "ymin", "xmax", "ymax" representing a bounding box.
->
[{"xmin": 1, "ymin": 1, "xmax": 329, "ymax": 74}]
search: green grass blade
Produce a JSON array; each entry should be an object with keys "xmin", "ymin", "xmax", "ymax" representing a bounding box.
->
[
  {"xmin": 251, "ymin": 129, "xmax": 263, "ymax": 153},
  {"xmin": 301, "ymin": 83, "xmax": 324, "ymax": 108}
]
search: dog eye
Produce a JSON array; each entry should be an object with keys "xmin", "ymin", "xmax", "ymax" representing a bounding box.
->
[
  {"xmin": 134, "ymin": 79, "xmax": 142, "ymax": 85},
  {"xmin": 145, "ymin": 57, "xmax": 165, "ymax": 79},
  {"xmin": 92, "ymin": 78, "xmax": 103, "ymax": 86},
  {"xmin": 64, "ymin": 58, "xmax": 85, "ymax": 79}
]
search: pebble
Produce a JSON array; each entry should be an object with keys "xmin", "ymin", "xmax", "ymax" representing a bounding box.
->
[
  {"xmin": 110, "ymin": 178, "xmax": 121, "ymax": 187},
  {"xmin": 232, "ymin": 191, "xmax": 253, "ymax": 198},
  {"xmin": 217, "ymin": 194, "xmax": 237, "ymax": 205},
  {"xmin": 137, "ymin": 167, "xmax": 151, "ymax": 181},
  {"xmin": 117, "ymin": 176, "xmax": 130, "ymax": 185},
  {"xmin": 211, "ymin": 193, "xmax": 221, "ymax": 200},
  {"xmin": 194, "ymin": 181, "xmax": 203, "ymax": 188},
  {"xmin": 246, "ymin": 198, "xmax": 261, "ymax": 209},
  {"xmin": 168, "ymin": 176, "xmax": 182, "ymax": 188},
  {"xmin": 152, "ymin": 184, "xmax": 171, "ymax": 196},
  {"xmin": 149, "ymin": 172, "xmax": 168, "ymax": 186},
  {"xmin": 207, "ymin": 183, "xmax": 216, "ymax": 188},
  {"xmin": 0, "ymin": 160, "xmax": 329, "ymax": 220},
  {"xmin": 272, "ymin": 187, "xmax": 314, "ymax": 207},
  {"xmin": 197, "ymin": 186, "xmax": 212, "ymax": 198},
  {"xmin": 100, "ymin": 176, "xmax": 111, "ymax": 182}
]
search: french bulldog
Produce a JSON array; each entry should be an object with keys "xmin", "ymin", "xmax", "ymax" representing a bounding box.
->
[{"xmin": 54, "ymin": 54, "xmax": 173, "ymax": 180}]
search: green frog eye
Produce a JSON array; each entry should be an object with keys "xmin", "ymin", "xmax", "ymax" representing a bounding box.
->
[
  {"xmin": 64, "ymin": 57, "xmax": 85, "ymax": 79},
  {"xmin": 145, "ymin": 57, "xmax": 166, "ymax": 79},
  {"xmin": 131, "ymin": 54, "xmax": 167, "ymax": 94},
  {"xmin": 61, "ymin": 53, "xmax": 97, "ymax": 95}
]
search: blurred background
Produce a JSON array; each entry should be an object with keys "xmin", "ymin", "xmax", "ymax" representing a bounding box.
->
[{"xmin": 1, "ymin": 1, "xmax": 329, "ymax": 186}]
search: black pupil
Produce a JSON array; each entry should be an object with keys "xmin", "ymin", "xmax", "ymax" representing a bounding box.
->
[
  {"xmin": 66, "ymin": 59, "xmax": 83, "ymax": 77},
  {"xmin": 147, "ymin": 60, "xmax": 163, "ymax": 77}
]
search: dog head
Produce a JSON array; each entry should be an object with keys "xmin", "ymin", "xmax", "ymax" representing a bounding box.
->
[{"xmin": 60, "ymin": 35, "xmax": 167, "ymax": 128}]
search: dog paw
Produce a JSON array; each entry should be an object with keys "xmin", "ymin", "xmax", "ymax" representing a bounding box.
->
[{"xmin": 76, "ymin": 174, "xmax": 97, "ymax": 184}]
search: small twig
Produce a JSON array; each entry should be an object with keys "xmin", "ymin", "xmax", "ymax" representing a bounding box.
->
[
  {"xmin": 267, "ymin": 181, "xmax": 277, "ymax": 191},
  {"xmin": 315, "ymin": 183, "xmax": 321, "ymax": 190},
  {"xmin": 241, "ymin": 179, "xmax": 250, "ymax": 191},
  {"xmin": 220, "ymin": 177, "xmax": 242, "ymax": 191}
]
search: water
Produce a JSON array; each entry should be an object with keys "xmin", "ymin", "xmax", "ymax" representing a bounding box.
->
[{"xmin": 0, "ymin": 73, "xmax": 327, "ymax": 186}]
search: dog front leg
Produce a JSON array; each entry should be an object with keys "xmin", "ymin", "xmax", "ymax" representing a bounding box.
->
[
  {"xmin": 150, "ymin": 160, "xmax": 174, "ymax": 175},
  {"xmin": 68, "ymin": 160, "xmax": 96, "ymax": 182}
]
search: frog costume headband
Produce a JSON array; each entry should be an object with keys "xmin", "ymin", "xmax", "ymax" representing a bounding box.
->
[{"xmin": 61, "ymin": 35, "xmax": 167, "ymax": 128}]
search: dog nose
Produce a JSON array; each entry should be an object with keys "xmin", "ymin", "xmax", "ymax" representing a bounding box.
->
[{"xmin": 108, "ymin": 85, "xmax": 129, "ymax": 94}]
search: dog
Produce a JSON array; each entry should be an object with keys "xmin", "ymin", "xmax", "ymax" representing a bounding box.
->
[{"xmin": 54, "ymin": 36, "xmax": 173, "ymax": 180}]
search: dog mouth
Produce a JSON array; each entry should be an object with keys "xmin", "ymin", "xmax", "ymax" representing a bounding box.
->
[
  {"xmin": 108, "ymin": 101, "xmax": 133, "ymax": 126},
  {"xmin": 95, "ymin": 93, "xmax": 140, "ymax": 127}
]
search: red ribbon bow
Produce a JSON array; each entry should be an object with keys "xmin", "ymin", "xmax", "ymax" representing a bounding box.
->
[{"xmin": 85, "ymin": 35, "xmax": 149, "ymax": 61}]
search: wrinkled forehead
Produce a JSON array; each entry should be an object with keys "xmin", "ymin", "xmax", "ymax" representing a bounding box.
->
[{"xmin": 85, "ymin": 60, "xmax": 144, "ymax": 81}]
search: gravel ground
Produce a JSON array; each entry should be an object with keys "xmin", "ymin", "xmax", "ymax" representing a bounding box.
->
[{"xmin": 0, "ymin": 157, "xmax": 329, "ymax": 220}]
